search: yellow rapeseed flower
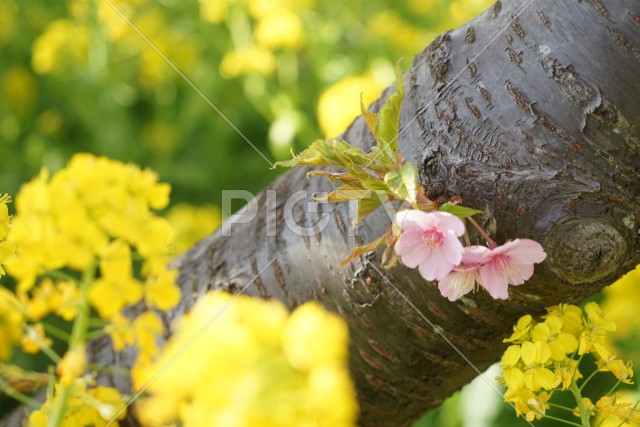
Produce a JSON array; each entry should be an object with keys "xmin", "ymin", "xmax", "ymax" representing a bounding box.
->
[
  {"xmin": 0, "ymin": 194, "xmax": 14, "ymax": 276},
  {"xmin": 0, "ymin": 287, "xmax": 23, "ymax": 361},
  {"xmin": 501, "ymin": 303, "xmax": 634, "ymax": 424},
  {"xmin": 254, "ymin": 8, "xmax": 304, "ymax": 50},
  {"xmin": 31, "ymin": 20, "xmax": 90, "ymax": 74},
  {"xmin": 89, "ymin": 240, "xmax": 144, "ymax": 319},
  {"xmin": 597, "ymin": 357, "xmax": 634, "ymax": 384},
  {"xmin": 27, "ymin": 383, "xmax": 127, "ymax": 427},
  {"xmin": 166, "ymin": 203, "xmax": 222, "ymax": 255},
  {"xmin": 220, "ymin": 46, "xmax": 277, "ymax": 78},
  {"xmin": 602, "ymin": 265, "xmax": 640, "ymax": 339},
  {"xmin": 20, "ymin": 323, "xmax": 52, "ymax": 355},
  {"xmin": 200, "ymin": 0, "xmax": 230, "ymax": 24},
  {"xmin": 6, "ymin": 153, "xmax": 179, "ymax": 317},
  {"xmin": 578, "ymin": 302, "xmax": 616, "ymax": 359},
  {"xmin": 57, "ymin": 346, "xmax": 87, "ymax": 386},
  {"xmin": 135, "ymin": 291, "xmax": 358, "ymax": 427},
  {"xmin": 317, "ymin": 73, "xmax": 384, "ymax": 138}
]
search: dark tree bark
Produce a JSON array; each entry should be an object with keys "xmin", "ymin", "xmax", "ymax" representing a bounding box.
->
[{"xmin": 4, "ymin": 1, "xmax": 640, "ymax": 426}]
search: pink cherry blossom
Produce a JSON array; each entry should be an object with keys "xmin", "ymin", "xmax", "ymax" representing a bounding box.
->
[
  {"xmin": 394, "ymin": 210, "xmax": 465, "ymax": 281},
  {"xmin": 475, "ymin": 239, "xmax": 547, "ymax": 300},
  {"xmin": 438, "ymin": 246, "xmax": 487, "ymax": 301}
]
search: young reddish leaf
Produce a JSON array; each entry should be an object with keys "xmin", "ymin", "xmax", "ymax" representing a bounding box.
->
[{"xmin": 339, "ymin": 233, "xmax": 387, "ymax": 267}]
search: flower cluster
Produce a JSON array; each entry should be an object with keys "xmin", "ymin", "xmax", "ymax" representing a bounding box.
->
[
  {"xmin": 0, "ymin": 154, "xmax": 185, "ymax": 426},
  {"xmin": 27, "ymin": 382, "xmax": 127, "ymax": 427},
  {"xmin": 395, "ymin": 210, "xmax": 547, "ymax": 301},
  {"xmin": 6, "ymin": 153, "xmax": 180, "ymax": 313},
  {"xmin": 499, "ymin": 302, "xmax": 639, "ymax": 424},
  {"xmin": 135, "ymin": 291, "xmax": 358, "ymax": 427}
]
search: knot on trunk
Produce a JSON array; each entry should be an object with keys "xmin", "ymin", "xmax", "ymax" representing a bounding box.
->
[{"xmin": 544, "ymin": 216, "xmax": 627, "ymax": 285}]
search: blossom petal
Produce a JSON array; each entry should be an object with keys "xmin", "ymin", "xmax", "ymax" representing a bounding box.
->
[
  {"xmin": 507, "ymin": 262, "xmax": 535, "ymax": 285},
  {"xmin": 395, "ymin": 210, "xmax": 436, "ymax": 231},
  {"xmin": 395, "ymin": 229, "xmax": 430, "ymax": 268},
  {"xmin": 441, "ymin": 232, "xmax": 464, "ymax": 265},
  {"xmin": 480, "ymin": 262, "xmax": 510, "ymax": 299},
  {"xmin": 461, "ymin": 245, "xmax": 490, "ymax": 264},
  {"xmin": 431, "ymin": 212, "xmax": 466, "ymax": 236},
  {"xmin": 438, "ymin": 270, "xmax": 475, "ymax": 301},
  {"xmin": 419, "ymin": 250, "xmax": 455, "ymax": 281},
  {"xmin": 502, "ymin": 239, "xmax": 547, "ymax": 264}
]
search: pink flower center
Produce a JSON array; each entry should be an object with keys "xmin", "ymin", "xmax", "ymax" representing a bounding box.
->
[
  {"xmin": 492, "ymin": 254, "xmax": 511, "ymax": 275},
  {"xmin": 422, "ymin": 228, "xmax": 443, "ymax": 249}
]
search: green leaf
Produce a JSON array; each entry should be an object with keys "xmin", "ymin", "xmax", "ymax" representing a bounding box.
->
[
  {"xmin": 361, "ymin": 94, "xmax": 379, "ymax": 141},
  {"xmin": 376, "ymin": 61, "xmax": 404, "ymax": 165},
  {"xmin": 354, "ymin": 192, "xmax": 387, "ymax": 226},
  {"xmin": 359, "ymin": 60, "xmax": 405, "ymax": 168},
  {"xmin": 339, "ymin": 233, "xmax": 387, "ymax": 267},
  {"xmin": 384, "ymin": 162, "xmax": 418, "ymax": 204},
  {"xmin": 438, "ymin": 202, "xmax": 483, "ymax": 219},
  {"xmin": 306, "ymin": 171, "xmax": 361, "ymax": 186},
  {"xmin": 273, "ymin": 139, "xmax": 370, "ymax": 170},
  {"xmin": 314, "ymin": 186, "xmax": 372, "ymax": 203}
]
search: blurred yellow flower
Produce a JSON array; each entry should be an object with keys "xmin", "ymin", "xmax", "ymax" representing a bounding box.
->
[
  {"xmin": 27, "ymin": 383, "xmax": 127, "ymax": 427},
  {"xmin": 317, "ymin": 73, "xmax": 384, "ymax": 138},
  {"xmin": 200, "ymin": 0, "xmax": 232, "ymax": 24},
  {"xmin": 245, "ymin": 0, "xmax": 315, "ymax": 19},
  {"xmin": 602, "ymin": 264, "xmax": 640, "ymax": 339},
  {"xmin": 2, "ymin": 66, "xmax": 37, "ymax": 116},
  {"xmin": 368, "ymin": 10, "xmax": 434, "ymax": 53},
  {"xmin": 0, "ymin": 1, "xmax": 17, "ymax": 47},
  {"xmin": 20, "ymin": 323, "xmax": 52, "ymax": 355},
  {"xmin": 408, "ymin": 0, "xmax": 437, "ymax": 15},
  {"xmin": 0, "ymin": 194, "xmax": 14, "ymax": 276},
  {"xmin": 88, "ymin": 239, "xmax": 144, "ymax": 319},
  {"xmin": 254, "ymin": 8, "xmax": 304, "ymax": 50},
  {"xmin": 166, "ymin": 203, "xmax": 222, "ymax": 255},
  {"xmin": 135, "ymin": 292, "xmax": 358, "ymax": 427},
  {"xmin": 31, "ymin": 19, "xmax": 90, "ymax": 74},
  {"xmin": 595, "ymin": 394, "xmax": 640, "ymax": 425},
  {"xmin": 446, "ymin": 0, "xmax": 494, "ymax": 27},
  {"xmin": 220, "ymin": 46, "xmax": 277, "ymax": 78},
  {"xmin": 0, "ymin": 287, "xmax": 23, "ymax": 361},
  {"xmin": 6, "ymin": 154, "xmax": 173, "ymax": 290},
  {"xmin": 36, "ymin": 109, "xmax": 64, "ymax": 135},
  {"xmin": 57, "ymin": 346, "xmax": 87, "ymax": 386}
]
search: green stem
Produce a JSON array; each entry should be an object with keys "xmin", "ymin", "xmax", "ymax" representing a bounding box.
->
[
  {"xmin": 604, "ymin": 379, "xmax": 622, "ymax": 397},
  {"xmin": 85, "ymin": 329, "xmax": 107, "ymax": 341},
  {"xmin": 569, "ymin": 379, "xmax": 591, "ymax": 427},
  {"xmin": 540, "ymin": 414, "xmax": 584, "ymax": 426},
  {"xmin": 578, "ymin": 366, "xmax": 599, "ymax": 392},
  {"xmin": 41, "ymin": 322, "xmax": 71, "ymax": 342},
  {"xmin": 0, "ymin": 378, "xmax": 41, "ymax": 407},
  {"xmin": 47, "ymin": 264, "xmax": 95, "ymax": 427},
  {"xmin": 38, "ymin": 341, "xmax": 61, "ymax": 365},
  {"xmin": 44, "ymin": 269, "xmax": 77, "ymax": 282},
  {"xmin": 549, "ymin": 402, "xmax": 578, "ymax": 412},
  {"xmin": 86, "ymin": 363, "xmax": 131, "ymax": 376}
]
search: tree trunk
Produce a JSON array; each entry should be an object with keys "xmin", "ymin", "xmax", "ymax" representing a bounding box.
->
[{"xmin": 6, "ymin": 1, "xmax": 640, "ymax": 426}]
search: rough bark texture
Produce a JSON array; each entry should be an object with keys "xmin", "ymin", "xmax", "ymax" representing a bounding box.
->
[{"xmin": 4, "ymin": 1, "xmax": 640, "ymax": 426}]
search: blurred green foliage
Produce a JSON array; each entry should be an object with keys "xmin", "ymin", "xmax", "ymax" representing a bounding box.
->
[{"xmin": 0, "ymin": 0, "xmax": 491, "ymax": 206}]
